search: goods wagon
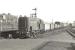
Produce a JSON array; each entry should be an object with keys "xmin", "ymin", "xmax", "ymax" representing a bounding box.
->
[{"xmin": 0, "ymin": 13, "xmax": 18, "ymax": 38}]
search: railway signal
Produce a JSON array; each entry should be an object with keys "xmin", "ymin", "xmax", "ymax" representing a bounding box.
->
[{"xmin": 32, "ymin": 8, "xmax": 37, "ymax": 17}]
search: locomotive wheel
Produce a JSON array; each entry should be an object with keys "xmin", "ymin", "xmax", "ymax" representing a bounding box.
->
[{"xmin": 19, "ymin": 34, "xmax": 27, "ymax": 39}]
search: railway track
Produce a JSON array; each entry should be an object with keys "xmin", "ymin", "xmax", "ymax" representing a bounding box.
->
[
  {"xmin": 38, "ymin": 28, "xmax": 75, "ymax": 50},
  {"xmin": 66, "ymin": 29, "xmax": 75, "ymax": 38}
]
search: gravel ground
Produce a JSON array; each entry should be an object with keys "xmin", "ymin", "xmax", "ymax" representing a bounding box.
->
[
  {"xmin": 39, "ymin": 41, "xmax": 75, "ymax": 50},
  {"xmin": 0, "ymin": 28, "xmax": 74, "ymax": 50}
]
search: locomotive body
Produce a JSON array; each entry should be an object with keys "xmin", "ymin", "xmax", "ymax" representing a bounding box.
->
[{"xmin": 18, "ymin": 16, "xmax": 29, "ymax": 38}]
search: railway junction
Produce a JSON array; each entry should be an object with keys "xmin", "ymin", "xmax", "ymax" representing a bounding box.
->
[{"xmin": 0, "ymin": 28, "xmax": 75, "ymax": 50}]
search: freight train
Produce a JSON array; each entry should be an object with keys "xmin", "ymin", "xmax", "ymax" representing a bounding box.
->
[{"xmin": 0, "ymin": 13, "xmax": 45, "ymax": 39}]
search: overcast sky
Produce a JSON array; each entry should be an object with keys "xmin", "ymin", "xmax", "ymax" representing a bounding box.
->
[{"xmin": 0, "ymin": 0, "xmax": 75, "ymax": 23}]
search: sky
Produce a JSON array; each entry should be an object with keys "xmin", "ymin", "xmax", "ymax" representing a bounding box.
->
[{"xmin": 0, "ymin": 0, "xmax": 75, "ymax": 23}]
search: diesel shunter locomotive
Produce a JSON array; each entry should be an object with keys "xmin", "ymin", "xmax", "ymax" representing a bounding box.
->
[{"xmin": 0, "ymin": 13, "xmax": 45, "ymax": 39}]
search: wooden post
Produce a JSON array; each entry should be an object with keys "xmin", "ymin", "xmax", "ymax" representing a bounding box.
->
[{"xmin": 50, "ymin": 24, "xmax": 51, "ymax": 30}]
